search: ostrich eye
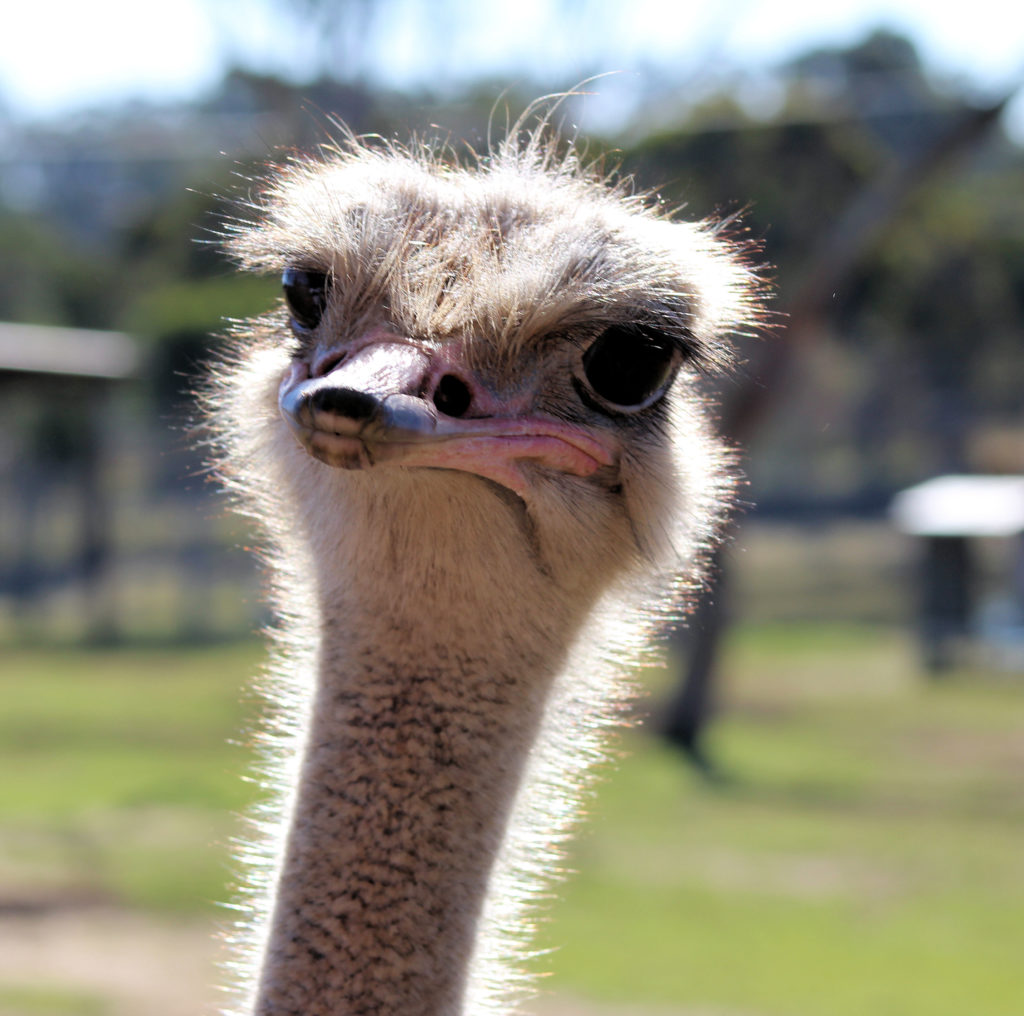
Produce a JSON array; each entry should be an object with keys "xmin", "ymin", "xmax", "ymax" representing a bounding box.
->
[
  {"xmin": 581, "ymin": 325, "xmax": 678, "ymax": 410},
  {"xmin": 282, "ymin": 268, "xmax": 329, "ymax": 331}
]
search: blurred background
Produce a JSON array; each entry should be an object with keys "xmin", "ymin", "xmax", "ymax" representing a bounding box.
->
[{"xmin": 1, "ymin": 2, "xmax": 1022, "ymax": 1014}]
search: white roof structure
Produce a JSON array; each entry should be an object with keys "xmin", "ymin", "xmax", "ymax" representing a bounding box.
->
[
  {"xmin": 0, "ymin": 321, "xmax": 140, "ymax": 380},
  {"xmin": 891, "ymin": 475, "xmax": 1024, "ymax": 537}
]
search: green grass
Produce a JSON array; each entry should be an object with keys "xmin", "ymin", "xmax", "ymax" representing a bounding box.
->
[
  {"xmin": 538, "ymin": 623, "xmax": 1024, "ymax": 1015},
  {"xmin": 0, "ymin": 986, "xmax": 106, "ymax": 1016},
  {"xmin": 0, "ymin": 642, "xmax": 263, "ymax": 910},
  {"xmin": 1, "ymin": 626, "xmax": 1022, "ymax": 1014}
]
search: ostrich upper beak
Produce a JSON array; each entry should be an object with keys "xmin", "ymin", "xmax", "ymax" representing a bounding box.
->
[{"xmin": 278, "ymin": 340, "xmax": 617, "ymax": 497}]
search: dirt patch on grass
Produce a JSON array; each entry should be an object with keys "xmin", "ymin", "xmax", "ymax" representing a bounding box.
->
[
  {"xmin": 0, "ymin": 906, "xmax": 749, "ymax": 1016},
  {"xmin": 0, "ymin": 907, "xmax": 220, "ymax": 1016}
]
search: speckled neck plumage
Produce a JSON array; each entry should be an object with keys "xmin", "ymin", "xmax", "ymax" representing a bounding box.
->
[
  {"xmin": 253, "ymin": 475, "xmax": 597, "ymax": 1016},
  {"xmin": 257, "ymin": 643, "xmax": 550, "ymax": 1015}
]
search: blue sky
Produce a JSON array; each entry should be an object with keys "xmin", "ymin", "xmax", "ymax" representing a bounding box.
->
[{"xmin": 3, "ymin": 1, "xmax": 1022, "ymax": 130}]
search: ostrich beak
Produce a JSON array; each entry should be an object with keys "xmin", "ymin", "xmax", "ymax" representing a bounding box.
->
[{"xmin": 278, "ymin": 340, "xmax": 617, "ymax": 496}]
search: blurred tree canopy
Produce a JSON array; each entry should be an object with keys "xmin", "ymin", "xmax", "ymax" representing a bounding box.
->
[
  {"xmin": 622, "ymin": 32, "xmax": 1023, "ymax": 502},
  {"xmin": 1, "ymin": 27, "xmax": 1021, "ymax": 506}
]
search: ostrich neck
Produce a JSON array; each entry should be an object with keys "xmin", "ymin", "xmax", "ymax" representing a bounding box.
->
[{"xmin": 255, "ymin": 487, "xmax": 583, "ymax": 1016}]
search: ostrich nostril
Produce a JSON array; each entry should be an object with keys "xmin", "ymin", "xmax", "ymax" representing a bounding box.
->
[
  {"xmin": 432, "ymin": 374, "xmax": 472, "ymax": 418},
  {"xmin": 313, "ymin": 350, "xmax": 348, "ymax": 378}
]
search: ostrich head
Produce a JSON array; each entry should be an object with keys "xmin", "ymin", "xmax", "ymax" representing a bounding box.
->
[
  {"xmin": 218, "ymin": 126, "xmax": 754, "ymax": 604},
  {"xmin": 208, "ymin": 118, "xmax": 760, "ymax": 1016}
]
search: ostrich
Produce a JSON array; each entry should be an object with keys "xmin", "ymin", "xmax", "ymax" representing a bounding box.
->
[{"xmin": 206, "ymin": 115, "xmax": 760, "ymax": 1016}]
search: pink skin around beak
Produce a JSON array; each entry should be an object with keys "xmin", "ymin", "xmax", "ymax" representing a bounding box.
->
[{"xmin": 278, "ymin": 336, "xmax": 617, "ymax": 498}]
